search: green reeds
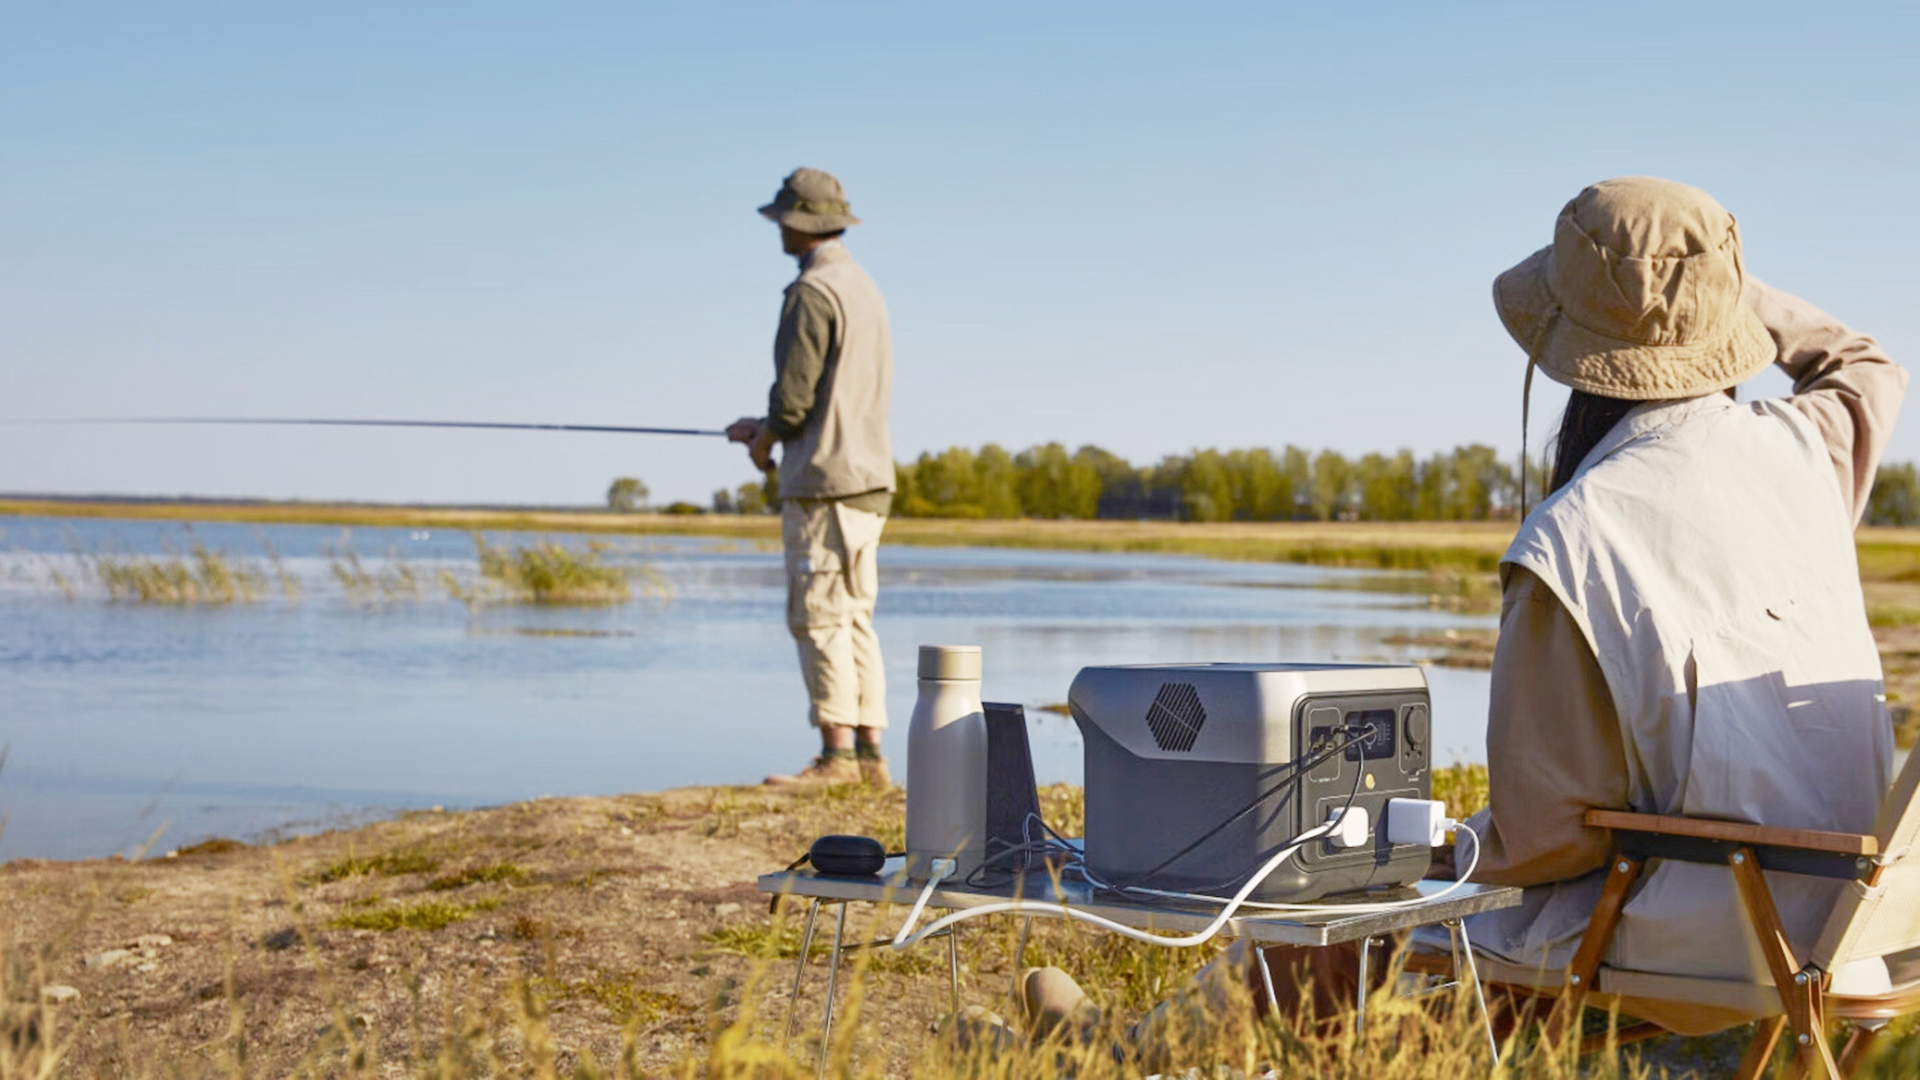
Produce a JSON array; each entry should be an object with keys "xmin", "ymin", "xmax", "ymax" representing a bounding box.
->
[
  {"xmin": 451, "ymin": 536, "xmax": 637, "ymax": 606},
  {"xmin": 91, "ymin": 542, "xmax": 268, "ymax": 604}
]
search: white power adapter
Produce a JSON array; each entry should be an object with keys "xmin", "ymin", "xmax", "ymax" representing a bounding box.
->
[
  {"xmin": 1325, "ymin": 805, "xmax": 1371, "ymax": 849},
  {"xmin": 1385, "ymin": 798, "xmax": 1453, "ymax": 847}
]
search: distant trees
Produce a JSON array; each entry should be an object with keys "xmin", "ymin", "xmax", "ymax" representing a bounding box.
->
[
  {"xmin": 712, "ymin": 479, "xmax": 772, "ymax": 515},
  {"xmin": 892, "ymin": 442, "xmax": 1527, "ymax": 522},
  {"xmin": 1870, "ymin": 463, "xmax": 1920, "ymax": 526},
  {"xmin": 701, "ymin": 446, "xmax": 1920, "ymax": 523},
  {"xmin": 606, "ymin": 477, "xmax": 648, "ymax": 513}
]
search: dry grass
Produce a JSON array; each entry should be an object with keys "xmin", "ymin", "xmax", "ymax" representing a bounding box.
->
[{"xmin": 4, "ymin": 777, "xmax": 1918, "ymax": 1078}]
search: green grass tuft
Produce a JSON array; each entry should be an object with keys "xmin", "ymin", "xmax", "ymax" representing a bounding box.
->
[
  {"xmin": 565, "ymin": 974, "xmax": 687, "ymax": 1026},
  {"xmin": 308, "ymin": 849, "xmax": 441, "ymax": 884},
  {"xmin": 325, "ymin": 898, "xmax": 498, "ymax": 932},
  {"xmin": 426, "ymin": 862, "xmax": 530, "ymax": 891}
]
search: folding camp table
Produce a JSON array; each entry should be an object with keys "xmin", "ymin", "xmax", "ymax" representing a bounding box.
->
[{"xmin": 758, "ymin": 847, "xmax": 1522, "ymax": 1070}]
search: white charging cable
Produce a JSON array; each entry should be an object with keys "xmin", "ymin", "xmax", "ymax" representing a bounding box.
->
[
  {"xmin": 1133, "ymin": 817, "xmax": 1481, "ymax": 917},
  {"xmin": 890, "ymin": 800, "xmax": 1476, "ymax": 951},
  {"xmin": 892, "ymin": 819, "xmax": 1338, "ymax": 951}
]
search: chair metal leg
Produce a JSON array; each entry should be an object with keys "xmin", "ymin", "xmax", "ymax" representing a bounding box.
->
[
  {"xmin": 783, "ymin": 900, "xmax": 822, "ymax": 1048},
  {"xmin": 817, "ymin": 902, "xmax": 848, "ymax": 1079}
]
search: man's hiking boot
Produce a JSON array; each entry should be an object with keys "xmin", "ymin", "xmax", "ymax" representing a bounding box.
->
[
  {"xmin": 858, "ymin": 755, "xmax": 893, "ymax": 789},
  {"xmin": 762, "ymin": 753, "xmax": 861, "ymax": 788}
]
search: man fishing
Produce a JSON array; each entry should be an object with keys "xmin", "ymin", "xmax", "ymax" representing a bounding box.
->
[{"xmin": 727, "ymin": 168, "xmax": 896, "ymax": 789}]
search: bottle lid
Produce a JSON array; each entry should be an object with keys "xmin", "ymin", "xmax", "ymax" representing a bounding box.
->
[{"xmin": 918, "ymin": 644, "xmax": 982, "ymax": 681}]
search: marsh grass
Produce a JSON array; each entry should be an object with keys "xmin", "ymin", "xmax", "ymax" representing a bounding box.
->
[
  {"xmin": 258, "ymin": 531, "xmax": 302, "ymax": 600},
  {"xmin": 91, "ymin": 541, "xmax": 268, "ymax": 604},
  {"xmin": 327, "ymin": 539, "xmax": 425, "ymax": 604},
  {"xmin": 463, "ymin": 536, "xmax": 634, "ymax": 605}
]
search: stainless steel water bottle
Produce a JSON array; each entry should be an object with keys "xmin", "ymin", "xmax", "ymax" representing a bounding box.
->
[{"xmin": 905, "ymin": 644, "xmax": 987, "ymax": 881}]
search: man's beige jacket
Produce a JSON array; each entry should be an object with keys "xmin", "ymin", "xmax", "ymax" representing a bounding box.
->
[{"xmin": 777, "ymin": 245, "xmax": 894, "ymax": 501}]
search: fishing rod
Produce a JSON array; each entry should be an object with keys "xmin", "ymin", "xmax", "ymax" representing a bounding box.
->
[{"xmin": 4, "ymin": 417, "xmax": 729, "ymax": 437}]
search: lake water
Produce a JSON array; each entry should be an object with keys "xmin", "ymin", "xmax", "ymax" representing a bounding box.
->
[{"xmin": 0, "ymin": 516, "xmax": 1493, "ymax": 860}]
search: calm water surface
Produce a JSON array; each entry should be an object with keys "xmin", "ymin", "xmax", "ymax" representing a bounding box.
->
[{"xmin": 0, "ymin": 517, "xmax": 1493, "ymax": 859}]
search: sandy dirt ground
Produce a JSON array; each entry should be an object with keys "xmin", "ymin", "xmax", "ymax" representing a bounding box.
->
[{"xmin": 1, "ymin": 784, "xmax": 988, "ymax": 1076}]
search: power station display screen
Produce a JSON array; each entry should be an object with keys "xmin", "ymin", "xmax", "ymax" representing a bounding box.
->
[{"xmin": 1342, "ymin": 709, "xmax": 1397, "ymax": 760}]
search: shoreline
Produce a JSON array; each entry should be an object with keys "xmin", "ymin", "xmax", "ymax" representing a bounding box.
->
[{"xmin": 0, "ymin": 496, "xmax": 1522, "ymax": 570}]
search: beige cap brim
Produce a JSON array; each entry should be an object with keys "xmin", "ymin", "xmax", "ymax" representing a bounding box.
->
[
  {"xmin": 1494, "ymin": 246, "xmax": 1775, "ymax": 400},
  {"xmin": 758, "ymin": 203, "xmax": 862, "ymax": 233}
]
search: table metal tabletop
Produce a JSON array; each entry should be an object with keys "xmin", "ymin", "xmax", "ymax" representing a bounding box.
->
[{"xmin": 757, "ymin": 852, "xmax": 1521, "ymax": 947}]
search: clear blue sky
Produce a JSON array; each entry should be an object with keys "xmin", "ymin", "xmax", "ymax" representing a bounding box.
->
[{"xmin": 4, "ymin": 2, "xmax": 1916, "ymax": 506}]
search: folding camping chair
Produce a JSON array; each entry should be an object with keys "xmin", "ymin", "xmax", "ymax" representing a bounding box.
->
[{"xmin": 1408, "ymin": 749, "xmax": 1920, "ymax": 1078}]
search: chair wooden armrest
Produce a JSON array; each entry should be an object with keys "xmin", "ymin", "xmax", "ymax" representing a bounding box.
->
[{"xmin": 1583, "ymin": 810, "xmax": 1879, "ymax": 857}]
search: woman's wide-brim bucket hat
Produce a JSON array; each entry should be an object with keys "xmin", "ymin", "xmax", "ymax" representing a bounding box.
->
[
  {"xmin": 758, "ymin": 167, "xmax": 862, "ymax": 234},
  {"xmin": 1494, "ymin": 176, "xmax": 1774, "ymax": 400}
]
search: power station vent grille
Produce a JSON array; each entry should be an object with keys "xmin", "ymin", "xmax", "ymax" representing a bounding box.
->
[{"xmin": 1145, "ymin": 682, "xmax": 1206, "ymax": 752}]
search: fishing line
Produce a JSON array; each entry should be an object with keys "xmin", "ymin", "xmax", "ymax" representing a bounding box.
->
[{"xmin": 1, "ymin": 417, "xmax": 729, "ymax": 437}]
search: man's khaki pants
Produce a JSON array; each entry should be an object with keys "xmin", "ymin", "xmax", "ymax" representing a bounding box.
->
[{"xmin": 783, "ymin": 499, "xmax": 888, "ymax": 730}]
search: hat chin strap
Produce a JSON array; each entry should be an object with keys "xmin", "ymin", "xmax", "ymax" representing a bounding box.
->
[{"xmin": 1519, "ymin": 305, "xmax": 1561, "ymax": 520}]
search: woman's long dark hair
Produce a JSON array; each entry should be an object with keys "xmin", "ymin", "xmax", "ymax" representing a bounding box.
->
[{"xmin": 1547, "ymin": 390, "xmax": 1639, "ymax": 495}]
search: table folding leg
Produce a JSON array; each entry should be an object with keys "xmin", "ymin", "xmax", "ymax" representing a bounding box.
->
[{"xmin": 781, "ymin": 899, "xmax": 964, "ymax": 1074}]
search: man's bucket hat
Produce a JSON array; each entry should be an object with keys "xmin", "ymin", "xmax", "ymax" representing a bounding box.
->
[
  {"xmin": 1495, "ymin": 176, "xmax": 1774, "ymax": 401},
  {"xmin": 758, "ymin": 168, "xmax": 862, "ymax": 234}
]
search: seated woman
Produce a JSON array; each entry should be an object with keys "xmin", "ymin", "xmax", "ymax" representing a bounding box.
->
[{"xmin": 1014, "ymin": 176, "xmax": 1907, "ymax": 1052}]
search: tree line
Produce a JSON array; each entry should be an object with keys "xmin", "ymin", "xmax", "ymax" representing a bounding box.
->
[
  {"xmin": 888, "ymin": 443, "xmax": 1539, "ymax": 521},
  {"xmin": 694, "ymin": 443, "xmax": 1540, "ymax": 522},
  {"xmin": 698, "ymin": 445, "xmax": 1920, "ymax": 527}
]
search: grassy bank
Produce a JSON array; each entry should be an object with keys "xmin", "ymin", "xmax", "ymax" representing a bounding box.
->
[
  {"xmin": 11, "ymin": 767, "xmax": 1908, "ymax": 1077},
  {"xmin": 20, "ymin": 497, "xmax": 1920, "ymax": 572},
  {"xmin": 0, "ymin": 497, "xmax": 1517, "ymax": 569}
]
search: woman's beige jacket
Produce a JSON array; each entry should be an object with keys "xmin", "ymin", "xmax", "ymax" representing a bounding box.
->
[{"xmin": 1462, "ymin": 280, "xmax": 1907, "ymax": 999}]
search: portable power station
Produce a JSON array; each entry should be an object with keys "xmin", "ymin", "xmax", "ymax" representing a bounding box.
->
[{"xmin": 1068, "ymin": 662, "xmax": 1435, "ymax": 902}]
